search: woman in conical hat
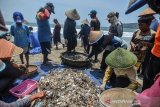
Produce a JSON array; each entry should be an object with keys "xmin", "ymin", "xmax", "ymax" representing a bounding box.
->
[
  {"xmin": 100, "ymin": 48, "xmax": 139, "ymax": 90},
  {"xmin": 0, "ymin": 39, "xmax": 26, "ymax": 84},
  {"xmin": 138, "ymin": 7, "xmax": 158, "ymax": 32},
  {"xmin": 87, "ymin": 31, "xmax": 105, "ymax": 62},
  {"xmin": 63, "ymin": 9, "xmax": 80, "ymax": 52}
]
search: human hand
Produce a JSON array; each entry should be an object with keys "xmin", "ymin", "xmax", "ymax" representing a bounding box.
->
[
  {"xmin": 100, "ymin": 84, "xmax": 105, "ymax": 90},
  {"xmin": 30, "ymin": 91, "xmax": 46, "ymax": 101},
  {"xmin": 130, "ymin": 42, "xmax": 136, "ymax": 51},
  {"xmin": 18, "ymin": 64, "xmax": 27, "ymax": 68}
]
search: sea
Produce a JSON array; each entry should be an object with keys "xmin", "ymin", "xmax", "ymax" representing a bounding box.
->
[{"xmin": 6, "ymin": 23, "xmax": 137, "ymax": 46}]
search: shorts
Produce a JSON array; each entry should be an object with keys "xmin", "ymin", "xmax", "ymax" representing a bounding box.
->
[
  {"xmin": 40, "ymin": 42, "xmax": 51, "ymax": 54},
  {"xmin": 22, "ymin": 46, "xmax": 29, "ymax": 54}
]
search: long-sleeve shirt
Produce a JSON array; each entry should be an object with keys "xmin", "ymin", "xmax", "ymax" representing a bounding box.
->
[
  {"xmin": 63, "ymin": 18, "xmax": 77, "ymax": 39},
  {"xmin": 0, "ymin": 97, "xmax": 31, "ymax": 107},
  {"xmin": 102, "ymin": 66, "xmax": 138, "ymax": 90}
]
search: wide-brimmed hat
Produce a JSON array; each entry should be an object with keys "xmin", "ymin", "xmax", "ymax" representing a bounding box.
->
[
  {"xmin": 65, "ymin": 9, "xmax": 80, "ymax": 20},
  {"xmin": 81, "ymin": 19, "xmax": 89, "ymax": 25},
  {"xmin": 100, "ymin": 88, "xmax": 136, "ymax": 107},
  {"xmin": 0, "ymin": 39, "xmax": 23, "ymax": 59},
  {"xmin": 0, "ymin": 10, "xmax": 8, "ymax": 31},
  {"xmin": 88, "ymin": 31, "xmax": 103, "ymax": 45},
  {"xmin": 105, "ymin": 48, "xmax": 137, "ymax": 69},
  {"xmin": 138, "ymin": 7, "xmax": 156, "ymax": 17},
  {"xmin": 0, "ymin": 60, "xmax": 6, "ymax": 72}
]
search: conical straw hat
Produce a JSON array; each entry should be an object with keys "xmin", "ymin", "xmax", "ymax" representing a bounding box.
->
[
  {"xmin": 88, "ymin": 31, "xmax": 103, "ymax": 45},
  {"xmin": 0, "ymin": 60, "xmax": 6, "ymax": 72},
  {"xmin": 100, "ymin": 88, "xmax": 136, "ymax": 107},
  {"xmin": 105, "ymin": 48, "xmax": 137, "ymax": 69},
  {"xmin": 0, "ymin": 39, "xmax": 23, "ymax": 58},
  {"xmin": 138, "ymin": 7, "xmax": 156, "ymax": 17},
  {"xmin": 65, "ymin": 9, "xmax": 80, "ymax": 20},
  {"xmin": 81, "ymin": 19, "xmax": 89, "ymax": 25}
]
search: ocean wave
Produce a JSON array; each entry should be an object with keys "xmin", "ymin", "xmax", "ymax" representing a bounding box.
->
[{"xmin": 6, "ymin": 25, "xmax": 133, "ymax": 38}]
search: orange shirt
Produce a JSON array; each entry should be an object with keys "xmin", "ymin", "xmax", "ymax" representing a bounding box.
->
[{"xmin": 152, "ymin": 24, "xmax": 160, "ymax": 58}]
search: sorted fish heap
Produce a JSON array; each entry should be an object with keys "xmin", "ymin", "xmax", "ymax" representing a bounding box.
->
[
  {"xmin": 63, "ymin": 53, "xmax": 87, "ymax": 61},
  {"xmin": 35, "ymin": 68, "xmax": 99, "ymax": 107}
]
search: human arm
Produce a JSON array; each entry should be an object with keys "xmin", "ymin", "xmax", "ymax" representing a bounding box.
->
[
  {"xmin": 90, "ymin": 20, "xmax": 96, "ymax": 31},
  {"xmin": 100, "ymin": 66, "xmax": 112, "ymax": 90},
  {"xmin": 116, "ymin": 22, "xmax": 123, "ymax": 37},
  {"xmin": 10, "ymin": 25, "xmax": 14, "ymax": 37},
  {"xmin": 0, "ymin": 91, "xmax": 45, "ymax": 107}
]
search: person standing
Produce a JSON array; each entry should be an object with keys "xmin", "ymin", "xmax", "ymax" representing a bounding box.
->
[
  {"xmin": 36, "ymin": 2, "xmax": 55, "ymax": 65},
  {"xmin": 63, "ymin": 9, "xmax": 80, "ymax": 52},
  {"xmin": 10, "ymin": 12, "xmax": 30, "ymax": 66},
  {"xmin": 53, "ymin": 19, "xmax": 64, "ymax": 49},
  {"xmin": 130, "ymin": 17, "xmax": 156, "ymax": 78},
  {"xmin": 88, "ymin": 10, "xmax": 101, "ymax": 62},
  {"xmin": 79, "ymin": 19, "xmax": 90, "ymax": 53}
]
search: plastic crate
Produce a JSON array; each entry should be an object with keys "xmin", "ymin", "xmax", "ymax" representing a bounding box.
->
[{"xmin": 9, "ymin": 79, "xmax": 37, "ymax": 98}]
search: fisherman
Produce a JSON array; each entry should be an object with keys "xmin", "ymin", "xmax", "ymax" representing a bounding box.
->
[
  {"xmin": 63, "ymin": 9, "xmax": 80, "ymax": 52},
  {"xmin": 100, "ymin": 48, "xmax": 138, "ymax": 90},
  {"xmin": 10, "ymin": 12, "xmax": 30, "ymax": 66},
  {"xmin": 36, "ymin": 2, "xmax": 55, "ymax": 65},
  {"xmin": 78, "ymin": 19, "xmax": 90, "ymax": 53},
  {"xmin": 130, "ymin": 16, "xmax": 156, "ymax": 77},
  {"xmin": 53, "ymin": 19, "xmax": 64, "ymax": 50},
  {"xmin": 88, "ymin": 10, "xmax": 101, "ymax": 62}
]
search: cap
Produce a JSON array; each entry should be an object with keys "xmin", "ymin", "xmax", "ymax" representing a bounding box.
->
[{"xmin": 88, "ymin": 10, "xmax": 97, "ymax": 15}]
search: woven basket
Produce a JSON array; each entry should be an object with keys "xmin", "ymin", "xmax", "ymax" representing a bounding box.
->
[{"xmin": 60, "ymin": 52, "xmax": 91, "ymax": 67}]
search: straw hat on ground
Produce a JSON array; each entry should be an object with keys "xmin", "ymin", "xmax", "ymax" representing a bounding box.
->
[
  {"xmin": 0, "ymin": 60, "xmax": 6, "ymax": 72},
  {"xmin": 0, "ymin": 39, "xmax": 23, "ymax": 59},
  {"xmin": 138, "ymin": 7, "xmax": 156, "ymax": 17},
  {"xmin": 88, "ymin": 31, "xmax": 103, "ymax": 45},
  {"xmin": 81, "ymin": 19, "xmax": 89, "ymax": 25},
  {"xmin": 65, "ymin": 9, "xmax": 80, "ymax": 20},
  {"xmin": 100, "ymin": 88, "xmax": 136, "ymax": 107},
  {"xmin": 105, "ymin": 48, "xmax": 137, "ymax": 69},
  {"xmin": 0, "ymin": 10, "xmax": 8, "ymax": 31}
]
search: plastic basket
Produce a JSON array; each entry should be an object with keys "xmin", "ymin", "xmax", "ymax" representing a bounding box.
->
[{"xmin": 9, "ymin": 79, "xmax": 37, "ymax": 98}]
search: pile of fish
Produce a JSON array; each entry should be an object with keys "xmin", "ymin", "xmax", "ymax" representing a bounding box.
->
[
  {"xmin": 34, "ymin": 68, "xmax": 99, "ymax": 107},
  {"xmin": 63, "ymin": 52, "xmax": 87, "ymax": 61}
]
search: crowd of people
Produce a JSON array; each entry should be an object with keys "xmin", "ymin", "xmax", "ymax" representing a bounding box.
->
[{"xmin": 0, "ymin": 0, "xmax": 160, "ymax": 106}]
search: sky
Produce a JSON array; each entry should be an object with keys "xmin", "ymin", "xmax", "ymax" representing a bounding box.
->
[{"xmin": 0, "ymin": 0, "xmax": 148, "ymax": 27}]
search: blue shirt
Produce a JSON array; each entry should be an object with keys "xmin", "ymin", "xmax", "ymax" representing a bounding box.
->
[
  {"xmin": 150, "ymin": 18, "xmax": 159, "ymax": 32},
  {"xmin": 10, "ymin": 23, "xmax": 29, "ymax": 47},
  {"xmin": 36, "ymin": 17, "xmax": 51, "ymax": 43}
]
